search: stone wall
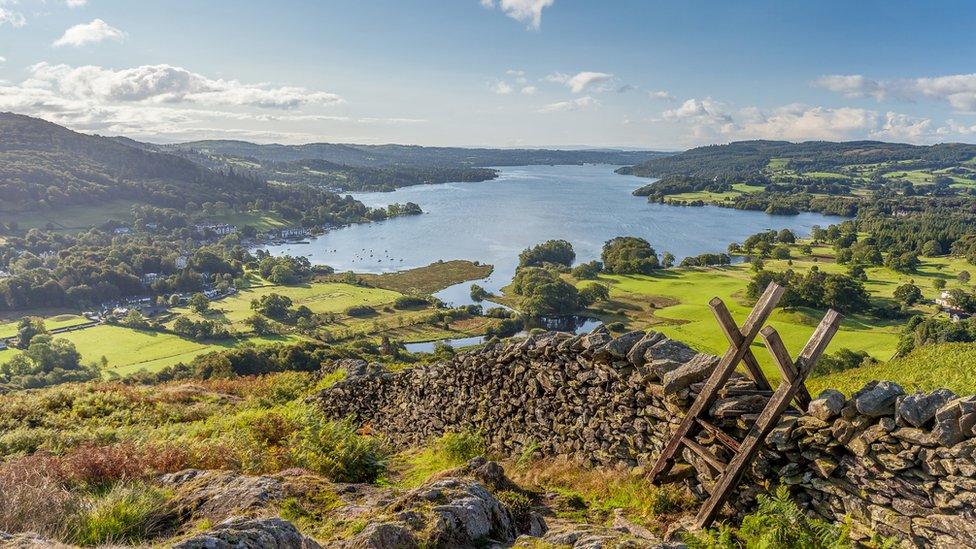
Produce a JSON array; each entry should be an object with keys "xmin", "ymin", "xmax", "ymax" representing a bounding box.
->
[{"xmin": 313, "ymin": 328, "xmax": 976, "ymax": 547}]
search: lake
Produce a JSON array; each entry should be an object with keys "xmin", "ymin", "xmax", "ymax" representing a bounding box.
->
[{"xmin": 263, "ymin": 164, "xmax": 843, "ymax": 306}]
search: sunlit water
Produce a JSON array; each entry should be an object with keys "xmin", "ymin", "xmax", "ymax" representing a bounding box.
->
[{"xmin": 263, "ymin": 164, "xmax": 843, "ymax": 313}]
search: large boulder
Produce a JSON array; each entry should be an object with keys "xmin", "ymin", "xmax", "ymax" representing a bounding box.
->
[
  {"xmin": 808, "ymin": 389, "xmax": 845, "ymax": 421},
  {"xmin": 662, "ymin": 353, "xmax": 719, "ymax": 394},
  {"xmin": 854, "ymin": 381, "xmax": 905, "ymax": 417},
  {"xmin": 160, "ymin": 470, "xmax": 285, "ymax": 523},
  {"xmin": 173, "ymin": 517, "xmax": 322, "ymax": 549},
  {"xmin": 896, "ymin": 389, "xmax": 955, "ymax": 428},
  {"xmin": 606, "ymin": 331, "xmax": 646, "ymax": 359}
]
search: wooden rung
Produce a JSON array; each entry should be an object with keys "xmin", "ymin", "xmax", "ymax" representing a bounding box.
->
[
  {"xmin": 696, "ymin": 418, "xmax": 741, "ymax": 452},
  {"xmin": 722, "ymin": 388, "xmax": 774, "ymax": 397},
  {"xmin": 681, "ymin": 436, "xmax": 727, "ymax": 473}
]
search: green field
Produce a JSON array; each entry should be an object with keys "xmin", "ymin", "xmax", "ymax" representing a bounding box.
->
[
  {"xmin": 1, "ymin": 200, "xmax": 140, "ymax": 231},
  {"xmin": 175, "ymin": 282, "xmax": 403, "ymax": 329},
  {"xmin": 209, "ymin": 210, "xmax": 291, "ymax": 231},
  {"xmin": 592, "ymin": 268, "xmax": 901, "ymax": 381},
  {"xmin": 810, "ymin": 343, "xmax": 976, "ymax": 395},
  {"xmin": 56, "ymin": 325, "xmax": 307, "ymax": 377},
  {"xmin": 0, "ymin": 314, "xmax": 90, "ymax": 339},
  {"xmin": 664, "ymin": 183, "xmax": 764, "ymax": 203}
]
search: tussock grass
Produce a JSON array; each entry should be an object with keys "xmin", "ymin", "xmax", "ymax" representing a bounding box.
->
[
  {"xmin": 397, "ymin": 430, "xmax": 486, "ymax": 487},
  {"xmin": 507, "ymin": 457, "xmax": 694, "ymax": 528}
]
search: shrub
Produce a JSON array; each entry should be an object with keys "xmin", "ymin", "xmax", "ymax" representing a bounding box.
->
[
  {"xmin": 345, "ymin": 305, "xmax": 376, "ymax": 317},
  {"xmin": 437, "ymin": 430, "xmax": 486, "ymax": 463},
  {"xmin": 393, "ymin": 295, "xmax": 430, "ymax": 309},
  {"xmin": 290, "ymin": 414, "xmax": 388, "ymax": 483},
  {"xmin": 571, "ymin": 260, "xmax": 603, "ymax": 280},
  {"xmin": 70, "ymin": 482, "xmax": 170, "ymax": 546},
  {"xmin": 684, "ymin": 486, "xmax": 848, "ymax": 549}
]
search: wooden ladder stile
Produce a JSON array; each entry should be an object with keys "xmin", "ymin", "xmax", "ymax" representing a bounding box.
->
[
  {"xmin": 647, "ymin": 282, "xmax": 785, "ymax": 483},
  {"xmin": 645, "ymin": 281, "xmax": 843, "ymax": 530}
]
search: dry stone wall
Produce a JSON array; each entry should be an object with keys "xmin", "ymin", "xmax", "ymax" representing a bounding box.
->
[{"xmin": 313, "ymin": 327, "xmax": 976, "ymax": 547}]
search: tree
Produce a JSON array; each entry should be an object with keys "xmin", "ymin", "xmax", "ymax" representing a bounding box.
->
[
  {"xmin": 776, "ymin": 229, "xmax": 796, "ymax": 244},
  {"xmin": 771, "ymin": 245, "xmax": 791, "ymax": 259},
  {"xmin": 251, "ymin": 293, "xmax": 293, "ymax": 319},
  {"xmin": 15, "ymin": 317, "xmax": 46, "ymax": 349},
  {"xmin": 578, "ymin": 283, "xmax": 610, "ymax": 306},
  {"xmin": 959, "ymin": 271, "xmax": 971, "ymax": 284},
  {"xmin": 934, "ymin": 278, "xmax": 947, "ymax": 290},
  {"xmin": 571, "ymin": 261, "xmax": 602, "ymax": 280},
  {"xmin": 0, "ymin": 336, "xmax": 96, "ymax": 389},
  {"xmin": 922, "ymin": 239, "xmax": 944, "ymax": 257},
  {"xmin": 510, "ymin": 267, "xmax": 580, "ymax": 317},
  {"xmin": 518, "ymin": 240, "xmax": 576, "ymax": 268},
  {"xmin": 822, "ymin": 274, "xmax": 870, "ymax": 313},
  {"xmin": 601, "ymin": 237, "xmax": 659, "ymax": 275},
  {"xmin": 244, "ymin": 314, "xmax": 275, "ymax": 335},
  {"xmin": 893, "ymin": 283, "xmax": 922, "ymax": 306},
  {"xmin": 122, "ymin": 309, "xmax": 150, "ymax": 329},
  {"xmin": 469, "ymin": 284, "xmax": 491, "ymax": 302},
  {"xmin": 661, "ymin": 252, "xmax": 675, "ymax": 268},
  {"xmin": 189, "ymin": 293, "xmax": 210, "ymax": 314},
  {"xmin": 947, "ymin": 289, "xmax": 976, "ymax": 313}
]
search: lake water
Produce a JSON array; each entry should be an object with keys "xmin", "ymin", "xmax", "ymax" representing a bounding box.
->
[{"xmin": 264, "ymin": 164, "xmax": 842, "ymax": 306}]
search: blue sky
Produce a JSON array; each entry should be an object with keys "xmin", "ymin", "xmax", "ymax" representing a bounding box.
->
[{"xmin": 1, "ymin": 0, "xmax": 975, "ymax": 148}]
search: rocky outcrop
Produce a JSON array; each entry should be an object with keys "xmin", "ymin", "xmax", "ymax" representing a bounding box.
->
[
  {"xmin": 172, "ymin": 517, "xmax": 322, "ymax": 549},
  {"xmin": 314, "ymin": 328, "xmax": 976, "ymax": 547}
]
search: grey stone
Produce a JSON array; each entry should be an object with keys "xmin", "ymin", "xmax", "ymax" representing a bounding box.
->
[
  {"xmin": 346, "ymin": 523, "xmax": 419, "ymax": 549},
  {"xmin": 173, "ymin": 517, "xmax": 322, "ymax": 549},
  {"xmin": 626, "ymin": 331, "xmax": 664, "ymax": 367},
  {"xmin": 896, "ymin": 389, "xmax": 955, "ymax": 428},
  {"xmin": 606, "ymin": 330, "xmax": 645, "ymax": 358},
  {"xmin": 854, "ymin": 381, "xmax": 905, "ymax": 417},
  {"xmin": 661, "ymin": 353, "xmax": 719, "ymax": 395},
  {"xmin": 808, "ymin": 389, "xmax": 845, "ymax": 421}
]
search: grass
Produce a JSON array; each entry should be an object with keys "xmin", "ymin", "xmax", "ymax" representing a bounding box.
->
[
  {"xmin": 0, "ymin": 200, "xmax": 140, "ymax": 231},
  {"xmin": 810, "ymin": 342, "xmax": 976, "ymax": 395},
  {"xmin": 208, "ymin": 210, "xmax": 291, "ymax": 231},
  {"xmin": 588, "ymin": 266, "xmax": 901, "ymax": 382},
  {"xmin": 327, "ymin": 260, "xmax": 493, "ymax": 294},
  {"xmin": 0, "ymin": 314, "xmax": 90, "ymax": 339},
  {"xmin": 71, "ymin": 483, "xmax": 170, "ymax": 546},
  {"xmin": 56, "ymin": 325, "xmax": 304, "ymax": 377},
  {"xmin": 663, "ymin": 183, "xmax": 763, "ymax": 204},
  {"xmin": 396, "ymin": 430, "xmax": 486, "ymax": 487},
  {"xmin": 174, "ymin": 282, "xmax": 402, "ymax": 331}
]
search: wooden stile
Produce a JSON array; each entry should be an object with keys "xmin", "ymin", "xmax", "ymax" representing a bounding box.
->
[{"xmin": 646, "ymin": 282, "xmax": 842, "ymax": 530}]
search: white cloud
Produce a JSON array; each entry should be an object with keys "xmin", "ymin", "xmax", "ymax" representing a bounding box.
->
[
  {"xmin": 815, "ymin": 73, "xmax": 976, "ymax": 113},
  {"xmin": 649, "ymin": 90, "xmax": 674, "ymax": 101},
  {"xmin": 869, "ymin": 111, "xmax": 933, "ymax": 141},
  {"xmin": 21, "ymin": 62, "xmax": 343, "ymax": 108},
  {"xmin": 480, "ymin": 0, "xmax": 554, "ymax": 30},
  {"xmin": 0, "ymin": 56, "xmax": 6, "ymax": 64},
  {"xmin": 492, "ymin": 81, "xmax": 513, "ymax": 95},
  {"xmin": 546, "ymin": 71, "xmax": 613, "ymax": 93},
  {"xmin": 662, "ymin": 97, "xmax": 731, "ymax": 122},
  {"xmin": 520, "ymin": 85, "xmax": 537, "ymax": 95},
  {"xmin": 66, "ymin": 0, "xmax": 88, "ymax": 6},
  {"xmin": 53, "ymin": 19, "xmax": 126, "ymax": 47},
  {"xmin": 538, "ymin": 95, "xmax": 597, "ymax": 113},
  {"xmin": 735, "ymin": 104, "xmax": 877, "ymax": 141},
  {"xmin": 0, "ymin": 7, "xmax": 26, "ymax": 27}
]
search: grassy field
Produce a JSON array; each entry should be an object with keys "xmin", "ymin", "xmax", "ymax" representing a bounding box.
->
[
  {"xmin": 56, "ymin": 325, "xmax": 308, "ymax": 377},
  {"xmin": 810, "ymin": 342, "xmax": 976, "ymax": 395},
  {"xmin": 590, "ymin": 268, "xmax": 901, "ymax": 382},
  {"xmin": 1, "ymin": 200, "xmax": 140, "ymax": 231},
  {"xmin": 175, "ymin": 282, "xmax": 402, "ymax": 329},
  {"xmin": 209, "ymin": 210, "xmax": 291, "ymax": 231},
  {"xmin": 663, "ymin": 183, "xmax": 763, "ymax": 203},
  {"xmin": 0, "ymin": 314, "xmax": 90, "ymax": 339},
  {"xmin": 324, "ymin": 260, "xmax": 493, "ymax": 295}
]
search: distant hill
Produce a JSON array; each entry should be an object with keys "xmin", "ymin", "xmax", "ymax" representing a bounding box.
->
[
  {"xmin": 619, "ymin": 140, "xmax": 976, "ymax": 179},
  {"xmin": 163, "ymin": 140, "xmax": 666, "ymax": 168},
  {"xmin": 0, "ymin": 113, "xmax": 293, "ymax": 213}
]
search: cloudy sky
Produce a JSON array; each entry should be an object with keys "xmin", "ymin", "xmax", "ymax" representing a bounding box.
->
[{"xmin": 1, "ymin": 0, "xmax": 975, "ymax": 148}]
